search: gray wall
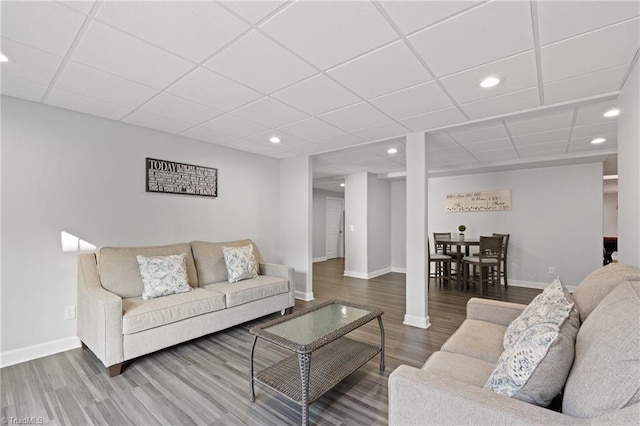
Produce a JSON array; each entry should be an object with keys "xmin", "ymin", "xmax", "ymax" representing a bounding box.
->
[
  {"xmin": 367, "ymin": 174, "xmax": 391, "ymax": 274},
  {"xmin": 603, "ymin": 192, "xmax": 618, "ymax": 237},
  {"xmin": 312, "ymin": 189, "xmax": 344, "ymax": 260},
  {"xmin": 391, "ymin": 180, "xmax": 407, "ymax": 272},
  {"xmin": 344, "ymin": 173, "xmax": 368, "ymax": 276},
  {"xmin": 1, "ymin": 96, "xmax": 281, "ymax": 354}
]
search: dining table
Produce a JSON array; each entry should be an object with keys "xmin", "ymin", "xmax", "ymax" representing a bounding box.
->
[{"xmin": 434, "ymin": 237, "xmax": 480, "ymax": 288}]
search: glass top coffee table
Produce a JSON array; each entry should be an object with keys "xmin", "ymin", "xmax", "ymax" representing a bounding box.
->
[{"xmin": 249, "ymin": 300, "xmax": 385, "ymax": 426}]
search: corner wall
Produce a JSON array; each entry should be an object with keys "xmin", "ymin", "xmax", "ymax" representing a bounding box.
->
[
  {"xmin": 312, "ymin": 189, "xmax": 344, "ymax": 261},
  {"xmin": 1, "ymin": 97, "xmax": 281, "ymax": 364}
]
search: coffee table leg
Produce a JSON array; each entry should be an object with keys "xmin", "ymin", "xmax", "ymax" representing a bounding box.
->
[
  {"xmin": 298, "ymin": 353, "xmax": 311, "ymax": 426},
  {"xmin": 377, "ymin": 317, "xmax": 386, "ymax": 371},
  {"xmin": 249, "ymin": 335, "xmax": 258, "ymax": 402}
]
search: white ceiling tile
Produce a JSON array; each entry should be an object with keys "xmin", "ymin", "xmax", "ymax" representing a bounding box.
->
[
  {"xmin": 408, "ymin": 1, "xmax": 534, "ymax": 77},
  {"xmin": 204, "ymin": 31, "xmax": 316, "ymax": 94},
  {"xmin": 571, "ymin": 122, "xmax": 618, "ymax": 139},
  {"xmin": 0, "ymin": 38, "xmax": 63, "ymax": 84},
  {"xmin": 45, "ymin": 88, "xmax": 131, "ymax": 120},
  {"xmin": 319, "ymin": 103, "xmax": 392, "ymax": 132},
  {"xmin": 1, "ymin": 1, "xmax": 86, "ymax": 55},
  {"xmin": 278, "ymin": 118, "xmax": 344, "ymax": 141},
  {"xmin": 473, "ymin": 147, "xmax": 519, "ymax": 162},
  {"xmin": 544, "ymin": 65, "xmax": 629, "ymax": 105},
  {"xmin": 260, "ymin": 1, "xmax": 398, "ymax": 69},
  {"xmin": 568, "ymin": 134, "xmax": 617, "ymax": 152},
  {"xmin": 541, "ymin": 19, "xmax": 639, "ymax": 83},
  {"xmin": 328, "ymin": 41, "xmax": 430, "ymax": 99},
  {"xmin": 448, "ymin": 123, "xmax": 509, "ymax": 144},
  {"xmin": 575, "ymin": 100, "xmax": 621, "ymax": 126},
  {"xmin": 286, "ymin": 142, "xmax": 326, "ymax": 155},
  {"xmin": 460, "ymin": 87, "xmax": 540, "ymax": 120},
  {"xmin": 221, "ymin": 1, "xmax": 288, "ymax": 24},
  {"xmin": 505, "ymin": 110, "xmax": 574, "ymax": 136},
  {"xmin": 245, "ymin": 130, "xmax": 309, "ymax": 147},
  {"xmin": 512, "ymin": 129, "xmax": 570, "ymax": 147},
  {"xmin": 463, "ymin": 138, "xmax": 514, "ymax": 152},
  {"xmin": 537, "ymin": 1, "xmax": 640, "ymax": 45},
  {"xmin": 139, "ymin": 93, "xmax": 223, "ymax": 125},
  {"xmin": 518, "ymin": 141, "xmax": 567, "ymax": 157},
  {"xmin": 353, "ymin": 122, "xmax": 409, "ymax": 142},
  {"xmin": 314, "ymin": 134, "xmax": 366, "ymax": 150},
  {"xmin": 271, "ymin": 74, "xmax": 361, "ymax": 115},
  {"xmin": 0, "ymin": 74, "xmax": 48, "ymax": 102},
  {"xmin": 231, "ymin": 97, "xmax": 308, "ymax": 128},
  {"xmin": 379, "ymin": 1, "xmax": 484, "ymax": 35},
  {"xmin": 180, "ymin": 126, "xmax": 237, "ymax": 145},
  {"xmin": 96, "ymin": 1, "xmax": 249, "ymax": 63},
  {"xmin": 200, "ymin": 114, "xmax": 269, "ymax": 138},
  {"xmin": 225, "ymin": 139, "xmax": 273, "ymax": 154},
  {"xmin": 72, "ymin": 21, "xmax": 194, "ymax": 89},
  {"xmin": 58, "ymin": 1, "xmax": 96, "ymax": 15},
  {"xmin": 441, "ymin": 51, "xmax": 538, "ymax": 104},
  {"xmin": 122, "ymin": 111, "xmax": 192, "ymax": 134},
  {"xmin": 55, "ymin": 61, "xmax": 157, "ymax": 108},
  {"xmin": 399, "ymin": 107, "xmax": 466, "ymax": 131},
  {"xmin": 370, "ymin": 81, "xmax": 454, "ymax": 120},
  {"xmin": 168, "ymin": 67, "xmax": 262, "ymax": 111}
]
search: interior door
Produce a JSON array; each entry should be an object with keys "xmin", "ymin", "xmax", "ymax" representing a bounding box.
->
[{"xmin": 326, "ymin": 197, "xmax": 344, "ymax": 259}]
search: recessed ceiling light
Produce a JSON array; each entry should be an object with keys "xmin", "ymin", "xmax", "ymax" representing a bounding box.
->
[
  {"xmin": 590, "ymin": 137, "xmax": 606, "ymax": 144},
  {"xmin": 603, "ymin": 175, "xmax": 618, "ymax": 180},
  {"xmin": 269, "ymin": 136, "xmax": 281, "ymax": 144},
  {"xmin": 340, "ymin": 183, "xmax": 345, "ymax": 187},
  {"xmin": 0, "ymin": 53, "xmax": 9, "ymax": 63},
  {"xmin": 387, "ymin": 147, "xmax": 398, "ymax": 154},
  {"xmin": 480, "ymin": 76, "xmax": 501, "ymax": 88},
  {"xmin": 603, "ymin": 108, "xmax": 620, "ymax": 118}
]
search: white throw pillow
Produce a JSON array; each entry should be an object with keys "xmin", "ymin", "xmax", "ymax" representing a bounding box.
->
[
  {"xmin": 222, "ymin": 244, "xmax": 258, "ymax": 283},
  {"xmin": 137, "ymin": 253, "xmax": 192, "ymax": 300}
]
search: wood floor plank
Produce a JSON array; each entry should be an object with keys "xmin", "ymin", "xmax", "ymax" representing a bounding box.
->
[{"xmin": 0, "ymin": 258, "xmax": 541, "ymax": 425}]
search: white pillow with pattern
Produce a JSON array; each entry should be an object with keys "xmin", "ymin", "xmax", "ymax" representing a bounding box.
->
[
  {"xmin": 137, "ymin": 253, "xmax": 192, "ymax": 300},
  {"xmin": 222, "ymin": 245, "xmax": 258, "ymax": 283}
]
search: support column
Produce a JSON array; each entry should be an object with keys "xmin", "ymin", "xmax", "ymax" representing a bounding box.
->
[{"xmin": 404, "ymin": 132, "xmax": 430, "ymax": 329}]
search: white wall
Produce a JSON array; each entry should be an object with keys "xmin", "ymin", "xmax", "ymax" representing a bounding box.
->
[
  {"xmin": 279, "ymin": 155, "xmax": 313, "ymax": 300},
  {"xmin": 1, "ymin": 97, "xmax": 281, "ymax": 359},
  {"xmin": 367, "ymin": 174, "xmax": 391, "ymax": 275},
  {"xmin": 603, "ymin": 192, "xmax": 618, "ymax": 237},
  {"xmin": 312, "ymin": 189, "xmax": 344, "ymax": 261},
  {"xmin": 617, "ymin": 59, "xmax": 640, "ymax": 267},
  {"xmin": 428, "ymin": 163, "xmax": 603, "ymax": 287},
  {"xmin": 391, "ymin": 180, "xmax": 406, "ymax": 272},
  {"xmin": 344, "ymin": 173, "xmax": 368, "ymax": 276}
]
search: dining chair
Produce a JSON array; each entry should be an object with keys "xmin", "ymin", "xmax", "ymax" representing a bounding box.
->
[
  {"xmin": 461, "ymin": 236, "xmax": 503, "ymax": 295},
  {"xmin": 428, "ymin": 240, "xmax": 452, "ymax": 288},
  {"xmin": 492, "ymin": 233, "xmax": 510, "ymax": 286}
]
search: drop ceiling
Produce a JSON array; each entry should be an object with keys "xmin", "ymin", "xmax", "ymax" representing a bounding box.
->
[{"xmin": 1, "ymin": 0, "xmax": 638, "ymax": 182}]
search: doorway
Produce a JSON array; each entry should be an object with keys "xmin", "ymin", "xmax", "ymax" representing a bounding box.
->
[{"xmin": 326, "ymin": 197, "xmax": 345, "ymax": 259}]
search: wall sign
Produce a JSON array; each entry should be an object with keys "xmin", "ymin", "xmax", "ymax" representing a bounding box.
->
[
  {"xmin": 446, "ymin": 189, "xmax": 511, "ymax": 212},
  {"xmin": 146, "ymin": 157, "xmax": 217, "ymax": 198}
]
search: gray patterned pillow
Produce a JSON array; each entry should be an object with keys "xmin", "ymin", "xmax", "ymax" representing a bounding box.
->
[
  {"xmin": 222, "ymin": 245, "xmax": 258, "ymax": 283},
  {"xmin": 137, "ymin": 253, "xmax": 192, "ymax": 300},
  {"xmin": 484, "ymin": 278, "xmax": 577, "ymax": 406}
]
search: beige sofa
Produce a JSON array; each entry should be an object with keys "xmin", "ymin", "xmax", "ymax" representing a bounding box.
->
[
  {"xmin": 77, "ymin": 239, "xmax": 294, "ymax": 377},
  {"xmin": 389, "ymin": 263, "xmax": 640, "ymax": 425}
]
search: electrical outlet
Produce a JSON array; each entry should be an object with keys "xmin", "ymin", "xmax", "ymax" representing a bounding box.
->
[
  {"xmin": 548, "ymin": 267, "xmax": 555, "ymax": 275},
  {"xmin": 64, "ymin": 305, "xmax": 76, "ymax": 320}
]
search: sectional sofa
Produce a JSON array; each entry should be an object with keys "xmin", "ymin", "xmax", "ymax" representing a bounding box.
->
[{"xmin": 77, "ymin": 239, "xmax": 294, "ymax": 377}]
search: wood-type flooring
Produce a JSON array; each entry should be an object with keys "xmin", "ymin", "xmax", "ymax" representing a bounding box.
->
[{"xmin": 1, "ymin": 258, "xmax": 541, "ymax": 425}]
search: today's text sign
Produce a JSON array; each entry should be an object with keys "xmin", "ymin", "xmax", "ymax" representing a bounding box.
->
[
  {"xmin": 446, "ymin": 189, "xmax": 511, "ymax": 212},
  {"xmin": 146, "ymin": 158, "xmax": 217, "ymax": 198}
]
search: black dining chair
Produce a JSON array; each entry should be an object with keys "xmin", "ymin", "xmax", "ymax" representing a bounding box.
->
[
  {"xmin": 461, "ymin": 236, "xmax": 503, "ymax": 295},
  {"xmin": 492, "ymin": 233, "xmax": 510, "ymax": 286},
  {"xmin": 428, "ymin": 240, "xmax": 452, "ymax": 288}
]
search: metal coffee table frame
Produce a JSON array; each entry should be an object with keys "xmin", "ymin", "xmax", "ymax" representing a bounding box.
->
[{"xmin": 249, "ymin": 300, "xmax": 385, "ymax": 425}]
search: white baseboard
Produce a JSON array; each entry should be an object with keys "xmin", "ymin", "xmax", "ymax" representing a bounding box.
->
[
  {"xmin": 509, "ymin": 279, "xmax": 576, "ymax": 293},
  {"xmin": 391, "ymin": 267, "xmax": 406, "ymax": 274},
  {"xmin": 403, "ymin": 314, "xmax": 431, "ymax": 329},
  {"xmin": 344, "ymin": 267, "xmax": 392, "ymax": 279},
  {"xmin": 312, "ymin": 257, "xmax": 327, "ymax": 263},
  {"xmin": 0, "ymin": 336, "xmax": 81, "ymax": 368},
  {"xmin": 343, "ymin": 270, "xmax": 367, "ymax": 279},
  {"xmin": 295, "ymin": 291, "xmax": 314, "ymax": 301}
]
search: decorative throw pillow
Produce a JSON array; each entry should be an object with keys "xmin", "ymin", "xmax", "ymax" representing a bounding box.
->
[
  {"xmin": 484, "ymin": 278, "xmax": 579, "ymax": 406},
  {"xmin": 137, "ymin": 253, "xmax": 192, "ymax": 300},
  {"xmin": 222, "ymin": 244, "xmax": 258, "ymax": 283}
]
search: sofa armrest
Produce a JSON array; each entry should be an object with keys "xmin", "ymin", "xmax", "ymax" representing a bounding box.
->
[
  {"xmin": 466, "ymin": 298, "xmax": 527, "ymax": 326},
  {"xmin": 388, "ymin": 365, "xmax": 582, "ymax": 425},
  {"xmin": 77, "ymin": 254, "xmax": 123, "ymax": 367},
  {"xmin": 260, "ymin": 263, "xmax": 295, "ymax": 307}
]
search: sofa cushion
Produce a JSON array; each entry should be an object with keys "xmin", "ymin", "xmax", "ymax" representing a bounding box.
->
[
  {"xmin": 191, "ymin": 239, "xmax": 265, "ymax": 285},
  {"xmin": 563, "ymin": 281, "xmax": 640, "ymax": 418},
  {"xmin": 222, "ymin": 245, "xmax": 258, "ymax": 283},
  {"xmin": 203, "ymin": 275, "xmax": 288, "ymax": 308},
  {"xmin": 122, "ymin": 288, "xmax": 225, "ymax": 334},
  {"xmin": 440, "ymin": 319, "xmax": 506, "ymax": 364},
  {"xmin": 422, "ymin": 351, "xmax": 495, "ymax": 387},
  {"xmin": 572, "ymin": 263, "xmax": 640, "ymax": 322},
  {"xmin": 98, "ymin": 243, "xmax": 197, "ymax": 298},
  {"xmin": 137, "ymin": 253, "xmax": 192, "ymax": 300}
]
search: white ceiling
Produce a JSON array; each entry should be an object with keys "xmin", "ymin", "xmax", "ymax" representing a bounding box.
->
[{"xmin": 1, "ymin": 0, "xmax": 638, "ymax": 184}]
